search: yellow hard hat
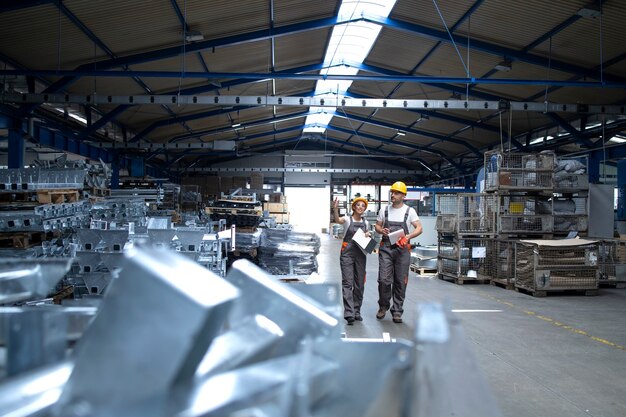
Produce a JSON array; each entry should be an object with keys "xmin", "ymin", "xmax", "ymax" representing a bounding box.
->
[
  {"xmin": 390, "ymin": 181, "xmax": 407, "ymax": 194},
  {"xmin": 351, "ymin": 197, "xmax": 368, "ymax": 209}
]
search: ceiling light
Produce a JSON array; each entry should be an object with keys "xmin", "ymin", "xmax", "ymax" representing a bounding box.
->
[
  {"xmin": 396, "ymin": 131, "xmax": 406, "ymax": 136},
  {"xmin": 494, "ymin": 60, "xmax": 512, "ymax": 72},
  {"xmin": 577, "ymin": 4, "xmax": 601, "ymax": 19},
  {"xmin": 231, "ymin": 123, "xmax": 241, "ymax": 128},
  {"xmin": 185, "ymin": 30, "xmax": 204, "ymax": 42}
]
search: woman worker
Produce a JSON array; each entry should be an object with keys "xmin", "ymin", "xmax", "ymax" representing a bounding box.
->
[{"xmin": 333, "ymin": 196, "xmax": 371, "ymax": 325}]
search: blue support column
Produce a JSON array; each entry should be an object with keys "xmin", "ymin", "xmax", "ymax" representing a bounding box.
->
[
  {"xmin": 588, "ymin": 153, "xmax": 601, "ymax": 183},
  {"xmin": 129, "ymin": 157, "xmax": 145, "ymax": 178},
  {"xmin": 617, "ymin": 160, "xmax": 626, "ymax": 221},
  {"xmin": 8, "ymin": 129, "xmax": 24, "ymax": 169},
  {"xmin": 111, "ymin": 154, "xmax": 120, "ymax": 189}
]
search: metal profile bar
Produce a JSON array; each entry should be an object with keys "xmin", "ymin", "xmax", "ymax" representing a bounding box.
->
[
  {"xmin": 5, "ymin": 93, "xmax": 624, "ymax": 114},
  {"xmin": 182, "ymin": 167, "xmax": 422, "ymax": 174}
]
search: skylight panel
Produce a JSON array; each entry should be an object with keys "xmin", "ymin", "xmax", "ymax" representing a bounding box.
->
[{"xmin": 304, "ymin": 0, "xmax": 397, "ymax": 133}]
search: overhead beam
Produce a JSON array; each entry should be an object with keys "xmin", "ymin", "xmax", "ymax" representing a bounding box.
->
[
  {"xmin": 5, "ymin": 93, "xmax": 624, "ymax": 115},
  {"xmin": 3, "ymin": 69, "xmax": 626, "ymax": 88}
]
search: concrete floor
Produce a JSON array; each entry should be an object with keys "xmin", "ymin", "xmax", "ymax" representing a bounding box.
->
[{"xmin": 316, "ymin": 234, "xmax": 626, "ymax": 417}]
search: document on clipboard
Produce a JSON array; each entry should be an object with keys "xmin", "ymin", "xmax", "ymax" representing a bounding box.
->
[
  {"xmin": 387, "ymin": 228, "xmax": 405, "ymax": 245},
  {"xmin": 352, "ymin": 228, "xmax": 377, "ymax": 254}
]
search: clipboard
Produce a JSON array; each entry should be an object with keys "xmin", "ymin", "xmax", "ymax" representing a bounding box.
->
[
  {"xmin": 387, "ymin": 228, "xmax": 405, "ymax": 245},
  {"xmin": 352, "ymin": 228, "xmax": 377, "ymax": 254}
]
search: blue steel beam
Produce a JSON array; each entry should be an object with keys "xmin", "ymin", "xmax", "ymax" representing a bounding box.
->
[
  {"xmin": 323, "ymin": 125, "xmax": 465, "ymax": 171},
  {"xmin": 6, "ymin": 68, "xmax": 626, "ymax": 88},
  {"xmin": 168, "ymin": 110, "xmax": 311, "ymax": 143},
  {"xmin": 56, "ymin": 2, "xmax": 194, "ymax": 137},
  {"xmin": 34, "ymin": 15, "xmax": 363, "ymax": 97},
  {"xmin": 0, "ymin": 0, "xmax": 54, "ymax": 13},
  {"xmin": 387, "ymin": 0, "xmax": 485, "ymax": 98},
  {"xmin": 363, "ymin": 14, "xmax": 626, "ymax": 83},
  {"xmin": 331, "ymin": 111, "xmax": 482, "ymax": 157},
  {"xmin": 544, "ymin": 113, "xmax": 595, "ymax": 148}
]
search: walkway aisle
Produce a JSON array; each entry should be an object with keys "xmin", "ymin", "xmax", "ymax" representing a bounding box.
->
[{"xmin": 316, "ymin": 234, "xmax": 626, "ymax": 417}]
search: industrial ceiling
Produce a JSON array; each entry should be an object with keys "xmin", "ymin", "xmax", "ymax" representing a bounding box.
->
[{"xmin": 0, "ymin": 0, "xmax": 625, "ymax": 184}]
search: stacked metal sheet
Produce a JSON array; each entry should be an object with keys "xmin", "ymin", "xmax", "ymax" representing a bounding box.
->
[{"xmin": 258, "ymin": 228, "xmax": 320, "ymax": 275}]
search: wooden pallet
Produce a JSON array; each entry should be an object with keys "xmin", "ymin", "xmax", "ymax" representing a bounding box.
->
[
  {"xmin": 0, "ymin": 231, "xmax": 52, "ymax": 248},
  {"xmin": 490, "ymin": 278, "xmax": 515, "ymax": 290},
  {"xmin": 599, "ymin": 281, "xmax": 626, "ymax": 289},
  {"xmin": 439, "ymin": 273, "xmax": 490, "ymax": 285},
  {"xmin": 514, "ymin": 286, "xmax": 599, "ymax": 297},
  {"xmin": 84, "ymin": 187, "xmax": 111, "ymax": 197},
  {"xmin": 37, "ymin": 189, "xmax": 80, "ymax": 204},
  {"xmin": 410, "ymin": 264, "xmax": 437, "ymax": 276},
  {"xmin": 232, "ymin": 248, "xmax": 258, "ymax": 257},
  {"xmin": 0, "ymin": 192, "xmax": 36, "ymax": 203}
]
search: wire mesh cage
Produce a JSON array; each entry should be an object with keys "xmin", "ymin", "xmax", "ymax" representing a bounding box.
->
[
  {"xmin": 483, "ymin": 238, "xmax": 516, "ymax": 287},
  {"xmin": 484, "ymin": 150, "xmax": 555, "ymax": 192},
  {"xmin": 514, "ymin": 240, "xmax": 599, "ymax": 293},
  {"xmin": 457, "ymin": 193, "xmax": 497, "ymax": 236},
  {"xmin": 554, "ymin": 156, "xmax": 589, "ymax": 192},
  {"xmin": 553, "ymin": 195, "xmax": 588, "ymax": 233},
  {"xmin": 497, "ymin": 194, "xmax": 553, "ymax": 234},
  {"xmin": 437, "ymin": 236, "xmax": 490, "ymax": 281},
  {"xmin": 435, "ymin": 194, "xmax": 458, "ymax": 234},
  {"xmin": 598, "ymin": 239, "xmax": 626, "ymax": 285}
]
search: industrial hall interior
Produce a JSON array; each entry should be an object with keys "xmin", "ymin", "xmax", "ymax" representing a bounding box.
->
[{"xmin": 1, "ymin": 0, "xmax": 626, "ymax": 416}]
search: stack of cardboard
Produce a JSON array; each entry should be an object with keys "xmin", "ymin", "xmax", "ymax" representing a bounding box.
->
[{"xmin": 263, "ymin": 201, "xmax": 289, "ymax": 224}]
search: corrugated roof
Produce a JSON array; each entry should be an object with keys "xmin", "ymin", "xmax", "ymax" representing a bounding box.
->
[{"xmin": 0, "ymin": 0, "xmax": 624, "ymax": 180}]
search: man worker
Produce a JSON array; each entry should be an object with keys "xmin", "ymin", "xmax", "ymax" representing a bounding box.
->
[{"xmin": 374, "ymin": 181, "xmax": 423, "ymax": 323}]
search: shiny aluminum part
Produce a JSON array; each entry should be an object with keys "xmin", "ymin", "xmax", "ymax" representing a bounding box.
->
[
  {"xmin": 0, "ymin": 258, "xmax": 72, "ymax": 305},
  {"xmin": 146, "ymin": 228, "xmax": 177, "ymax": 248},
  {"xmin": 410, "ymin": 304, "xmax": 503, "ymax": 417},
  {"xmin": 0, "ymin": 361, "xmax": 73, "ymax": 417},
  {"xmin": 0, "ymin": 168, "xmax": 85, "ymax": 191},
  {"xmin": 98, "ymin": 229, "xmax": 129, "ymax": 252},
  {"xmin": 55, "ymin": 248, "xmax": 240, "ymax": 413},
  {"xmin": 312, "ymin": 339, "xmax": 414, "ymax": 417},
  {"xmin": 98, "ymin": 252, "xmax": 126, "ymax": 275},
  {"xmin": 80, "ymin": 272, "xmax": 112, "ymax": 295},
  {"xmin": 176, "ymin": 352, "xmax": 337, "ymax": 417},
  {"xmin": 75, "ymin": 229, "xmax": 103, "ymax": 251},
  {"xmin": 196, "ymin": 315, "xmax": 286, "ymax": 378},
  {"xmin": 225, "ymin": 260, "xmax": 341, "ymax": 340},
  {"xmin": 0, "ymin": 211, "xmax": 44, "ymax": 232},
  {"xmin": 147, "ymin": 217, "xmax": 172, "ymax": 229},
  {"xmin": 76, "ymin": 251, "xmax": 103, "ymax": 273},
  {"xmin": 6, "ymin": 309, "xmax": 68, "ymax": 376},
  {"xmin": 173, "ymin": 228, "xmax": 207, "ymax": 252}
]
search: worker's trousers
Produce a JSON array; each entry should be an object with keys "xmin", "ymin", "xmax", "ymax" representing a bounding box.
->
[
  {"xmin": 377, "ymin": 241, "xmax": 411, "ymax": 315},
  {"xmin": 340, "ymin": 242, "xmax": 366, "ymax": 319}
]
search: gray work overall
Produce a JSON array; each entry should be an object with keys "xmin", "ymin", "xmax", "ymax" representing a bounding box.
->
[
  {"xmin": 340, "ymin": 217, "xmax": 368, "ymax": 320},
  {"xmin": 377, "ymin": 206, "xmax": 411, "ymax": 316}
]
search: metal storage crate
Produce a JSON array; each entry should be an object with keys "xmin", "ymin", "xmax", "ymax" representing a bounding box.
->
[
  {"xmin": 435, "ymin": 194, "xmax": 458, "ymax": 234},
  {"xmin": 514, "ymin": 239, "xmax": 599, "ymax": 295},
  {"xmin": 553, "ymin": 195, "xmax": 588, "ymax": 234},
  {"xmin": 457, "ymin": 193, "xmax": 497, "ymax": 236},
  {"xmin": 437, "ymin": 237, "xmax": 490, "ymax": 283},
  {"xmin": 484, "ymin": 238, "xmax": 516, "ymax": 288},
  {"xmin": 554, "ymin": 156, "xmax": 589, "ymax": 192},
  {"xmin": 497, "ymin": 194, "xmax": 553, "ymax": 234},
  {"xmin": 484, "ymin": 150, "xmax": 555, "ymax": 192},
  {"xmin": 598, "ymin": 239, "xmax": 626, "ymax": 287},
  {"xmin": 436, "ymin": 193, "xmax": 497, "ymax": 236}
]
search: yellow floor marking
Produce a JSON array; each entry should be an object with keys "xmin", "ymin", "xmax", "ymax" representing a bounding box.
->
[{"xmin": 476, "ymin": 292, "xmax": 626, "ymax": 352}]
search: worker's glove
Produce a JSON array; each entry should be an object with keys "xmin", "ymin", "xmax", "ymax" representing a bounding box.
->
[{"xmin": 397, "ymin": 236, "xmax": 409, "ymax": 248}]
